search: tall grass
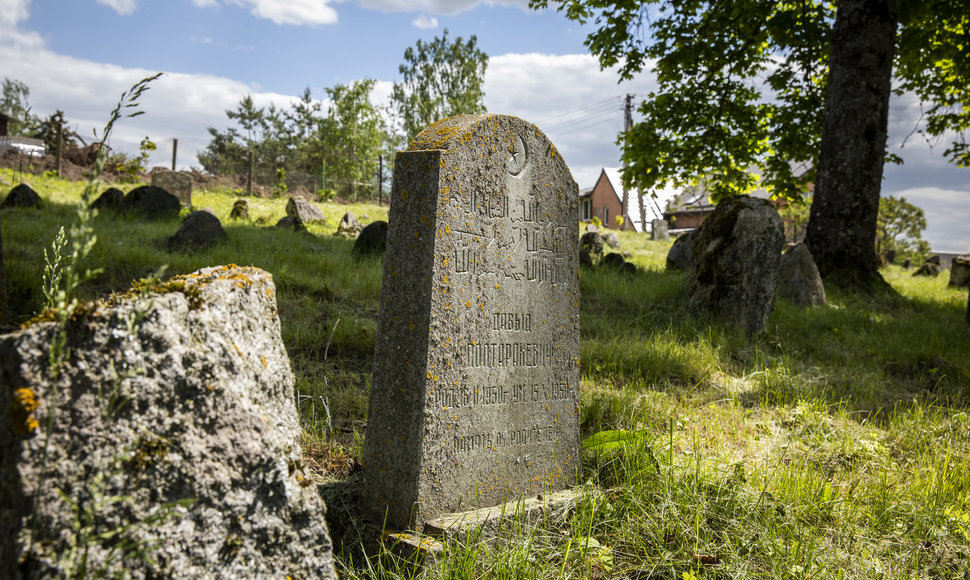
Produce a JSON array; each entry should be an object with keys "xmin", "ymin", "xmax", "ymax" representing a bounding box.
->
[{"xmin": 3, "ymin": 180, "xmax": 968, "ymax": 576}]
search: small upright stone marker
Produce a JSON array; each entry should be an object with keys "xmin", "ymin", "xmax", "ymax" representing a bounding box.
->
[
  {"xmin": 362, "ymin": 115, "xmax": 581, "ymax": 531},
  {"xmin": 151, "ymin": 171, "xmax": 192, "ymax": 206}
]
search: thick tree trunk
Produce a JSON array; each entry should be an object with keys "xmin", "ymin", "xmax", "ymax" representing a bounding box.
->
[{"xmin": 805, "ymin": 0, "xmax": 899, "ymax": 291}]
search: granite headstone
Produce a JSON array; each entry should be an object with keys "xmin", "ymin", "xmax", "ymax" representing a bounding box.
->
[
  {"xmin": 361, "ymin": 115, "xmax": 581, "ymax": 531},
  {"xmin": 151, "ymin": 171, "xmax": 192, "ymax": 206}
]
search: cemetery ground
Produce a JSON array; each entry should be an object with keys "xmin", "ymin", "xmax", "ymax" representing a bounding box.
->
[{"xmin": 2, "ymin": 168, "xmax": 968, "ymax": 578}]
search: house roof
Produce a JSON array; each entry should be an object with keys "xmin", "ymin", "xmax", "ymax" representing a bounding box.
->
[
  {"xmin": 671, "ymin": 161, "xmax": 814, "ymax": 211},
  {"xmin": 595, "ymin": 168, "xmax": 680, "ymax": 233}
]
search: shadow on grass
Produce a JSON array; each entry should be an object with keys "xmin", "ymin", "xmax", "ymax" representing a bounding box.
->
[{"xmin": 580, "ymin": 261, "xmax": 970, "ymax": 421}]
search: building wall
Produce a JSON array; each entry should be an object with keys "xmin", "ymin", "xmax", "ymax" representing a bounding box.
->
[
  {"xmin": 666, "ymin": 211, "xmax": 709, "ymax": 230},
  {"xmin": 589, "ymin": 172, "xmax": 624, "ymax": 230}
]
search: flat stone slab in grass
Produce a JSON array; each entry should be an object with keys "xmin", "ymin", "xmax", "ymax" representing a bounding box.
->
[
  {"xmin": 361, "ymin": 114, "xmax": 581, "ymax": 531},
  {"xmin": 151, "ymin": 170, "xmax": 192, "ymax": 206}
]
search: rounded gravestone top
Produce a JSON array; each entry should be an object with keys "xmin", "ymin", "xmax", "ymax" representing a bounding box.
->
[{"xmin": 408, "ymin": 114, "xmax": 572, "ymax": 183}]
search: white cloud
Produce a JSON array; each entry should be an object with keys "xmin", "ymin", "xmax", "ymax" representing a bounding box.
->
[
  {"xmin": 891, "ymin": 187, "xmax": 970, "ymax": 252},
  {"xmin": 358, "ymin": 0, "xmax": 530, "ymax": 15},
  {"xmin": 0, "ymin": 0, "xmax": 29, "ymax": 27},
  {"xmin": 96, "ymin": 0, "xmax": 138, "ymax": 15},
  {"xmin": 412, "ymin": 14, "xmax": 438, "ymax": 29},
  {"xmin": 192, "ymin": 0, "xmax": 219, "ymax": 6},
  {"xmin": 228, "ymin": 0, "xmax": 338, "ymax": 26},
  {"xmin": 484, "ymin": 53, "xmax": 657, "ymax": 188}
]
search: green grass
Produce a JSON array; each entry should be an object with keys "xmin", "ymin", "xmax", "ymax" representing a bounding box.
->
[{"xmin": 3, "ymin": 169, "xmax": 969, "ymax": 577}]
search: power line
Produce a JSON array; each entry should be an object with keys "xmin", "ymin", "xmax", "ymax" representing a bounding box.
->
[
  {"xmin": 535, "ymin": 97, "xmax": 624, "ymax": 133},
  {"xmin": 535, "ymin": 97, "xmax": 621, "ymax": 127}
]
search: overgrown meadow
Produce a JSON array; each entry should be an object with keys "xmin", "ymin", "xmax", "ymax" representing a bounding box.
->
[{"xmin": 2, "ymin": 168, "xmax": 968, "ymax": 578}]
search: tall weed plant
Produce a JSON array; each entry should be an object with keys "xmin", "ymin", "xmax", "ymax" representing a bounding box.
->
[{"xmin": 28, "ymin": 73, "xmax": 168, "ymax": 577}]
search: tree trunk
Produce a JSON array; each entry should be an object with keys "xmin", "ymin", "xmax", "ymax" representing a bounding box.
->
[{"xmin": 805, "ymin": 0, "xmax": 899, "ymax": 291}]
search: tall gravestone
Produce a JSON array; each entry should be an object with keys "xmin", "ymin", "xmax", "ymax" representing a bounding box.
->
[
  {"xmin": 361, "ymin": 115, "xmax": 580, "ymax": 531},
  {"xmin": 151, "ymin": 170, "xmax": 192, "ymax": 206}
]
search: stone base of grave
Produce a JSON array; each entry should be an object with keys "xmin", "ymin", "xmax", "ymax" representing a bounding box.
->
[{"xmin": 321, "ymin": 481, "xmax": 577, "ymax": 573}]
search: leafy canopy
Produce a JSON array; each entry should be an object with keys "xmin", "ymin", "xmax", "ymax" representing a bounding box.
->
[
  {"xmin": 531, "ymin": 0, "xmax": 969, "ymax": 200},
  {"xmin": 391, "ymin": 29, "xmax": 489, "ymax": 142},
  {"xmin": 876, "ymin": 195, "xmax": 931, "ymax": 263}
]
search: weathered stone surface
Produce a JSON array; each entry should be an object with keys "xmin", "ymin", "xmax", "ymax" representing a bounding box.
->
[
  {"xmin": 912, "ymin": 261, "xmax": 941, "ymax": 277},
  {"xmin": 0, "ymin": 266, "xmax": 336, "ymax": 579},
  {"xmin": 948, "ymin": 255, "xmax": 970, "ymax": 288},
  {"xmin": 91, "ymin": 187, "xmax": 124, "ymax": 210},
  {"xmin": 117, "ymin": 185, "xmax": 180, "ymax": 220},
  {"xmin": 666, "ymin": 231, "xmax": 695, "ymax": 271},
  {"xmin": 602, "ymin": 231, "xmax": 620, "ymax": 249},
  {"xmin": 687, "ymin": 195, "xmax": 785, "ymax": 336},
  {"xmin": 151, "ymin": 171, "xmax": 192, "ymax": 206},
  {"xmin": 229, "ymin": 199, "xmax": 249, "ymax": 220},
  {"xmin": 274, "ymin": 215, "xmax": 306, "ymax": 231},
  {"xmin": 580, "ymin": 231, "xmax": 603, "ymax": 257},
  {"xmin": 777, "ymin": 242, "xmax": 827, "ymax": 307},
  {"xmin": 585, "ymin": 223, "xmax": 598, "ymax": 233},
  {"xmin": 1, "ymin": 183, "xmax": 42, "ymax": 209},
  {"xmin": 361, "ymin": 115, "xmax": 580, "ymax": 531},
  {"xmin": 651, "ymin": 219, "xmax": 669, "ymax": 241},
  {"xmin": 286, "ymin": 196, "xmax": 325, "ymax": 224},
  {"xmin": 353, "ymin": 220, "xmax": 388, "ymax": 258},
  {"xmin": 926, "ymin": 254, "xmax": 941, "ymax": 265},
  {"xmin": 166, "ymin": 210, "xmax": 227, "ymax": 250},
  {"xmin": 336, "ymin": 211, "xmax": 363, "ymax": 238}
]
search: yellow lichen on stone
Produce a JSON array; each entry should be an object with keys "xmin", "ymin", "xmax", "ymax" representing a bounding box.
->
[{"xmin": 7, "ymin": 387, "xmax": 39, "ymax": 436}]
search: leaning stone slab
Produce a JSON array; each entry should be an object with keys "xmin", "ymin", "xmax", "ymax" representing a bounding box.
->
[
  {"xmin": 777, "ymin": 242, "xmax": 827, "ymax": 307},
  {"xmin": 687, "ymin": 195, "xmax": 785, "ymax": 336},
  {"xmin": 665, "ymin": 230, "xmax": 695, "ymax": 271},
  {"xmin": 948, "ymin": 255, "xmax": 970, "ymax": 288},
  {"xmin": 0, "ymin": 266, "xmax": 336, "ymax": 579},
  {"xmin": 151, "ymin": 170, "xmax": 192, "ymax": 206},
  {"xmin": 361, "ymin": 115, "xmax": 581, "ymax": 531},
  {"xmin": 286, "ymin": 196, "xmax": 325, "ymax": 224}
]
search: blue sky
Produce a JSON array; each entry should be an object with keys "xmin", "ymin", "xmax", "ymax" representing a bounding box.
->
[{"xmin": 2, "ymin": 0, "xmax": 968, "ymax": 251}]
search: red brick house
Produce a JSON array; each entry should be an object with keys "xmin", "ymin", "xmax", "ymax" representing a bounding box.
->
[
  {"xmin": 579, "ymin": 168, "xmax": 677, "ymax": 233},
  {"xmin": 663, "ymin": 163, "xmax": 812, "ymax": 236}
]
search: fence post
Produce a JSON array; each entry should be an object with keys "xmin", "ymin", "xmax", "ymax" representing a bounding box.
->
[
  {"xmin": 248, "ymin": 150, "xmax": 255, "ymax": 196},
  {"xmin": 55, "ymin": 124, "xmax": 63, "ymax": 177},
  {"xmin": 172, "ymin": 138, "xmax": 178, "ymax": 170}
]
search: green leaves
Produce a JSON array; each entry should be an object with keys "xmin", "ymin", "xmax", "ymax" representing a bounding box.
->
[
  {"xmin": 391, "ymin": 29, "xmax": 488, "ymax": 142},
  {"xmin": 535, "ymin": 0, "xmax": 836, "ymax": 203},
  {"xmin": 582, "ymin": 429, "xmax": 644, "ymax": 451},
  {"xmin": 895, "ymin": 0, "xmax": 970, "ymax": 166}
]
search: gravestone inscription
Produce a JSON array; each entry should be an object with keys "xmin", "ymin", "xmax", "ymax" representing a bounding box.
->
[{"xmin": 361, "ymin": 115, "xmax": 580, "ymax": 531}]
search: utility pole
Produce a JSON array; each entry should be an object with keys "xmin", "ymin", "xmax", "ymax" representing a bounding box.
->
[
  {"xmin": 171, "ymin": 138, "xmax": 178, "ymax": 170},
  {"xmin": 621, "ymin": 94, "xmax": 633, "ymax": 231}
]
